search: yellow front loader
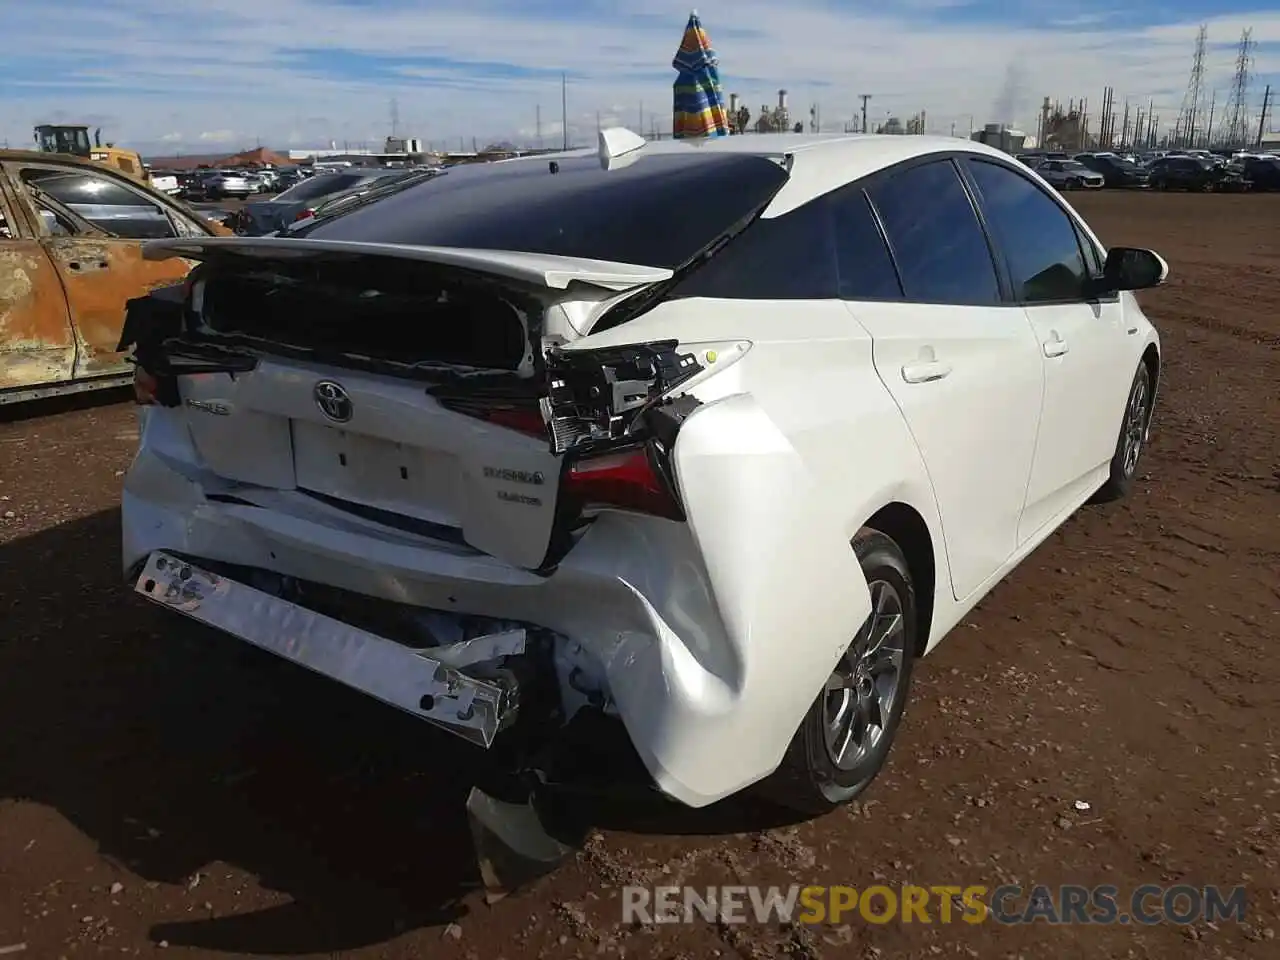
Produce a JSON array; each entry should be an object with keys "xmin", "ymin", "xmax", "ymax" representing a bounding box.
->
[{"xmin": 33, "ymin": 124, "xmax": 174, "ymax": 192}]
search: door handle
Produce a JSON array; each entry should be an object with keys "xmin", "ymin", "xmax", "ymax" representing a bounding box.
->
[
  {"xmin": 1042, "ymin": 338, "xmax": 1069, "ymax": 358},
  {"xmin": 901, "ymin": 360, "xmax": 952, "ymax": 383}
]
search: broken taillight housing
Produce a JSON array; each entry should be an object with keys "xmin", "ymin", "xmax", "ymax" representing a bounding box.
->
[{"xmin": 563, "ymin": 444, "xmax": 683, "ymax": 521}]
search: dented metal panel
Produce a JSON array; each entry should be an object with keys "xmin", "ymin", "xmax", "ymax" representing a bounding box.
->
[{"xmin": 42, "ymin": 237, "xmax": 191, "ymax": 378}]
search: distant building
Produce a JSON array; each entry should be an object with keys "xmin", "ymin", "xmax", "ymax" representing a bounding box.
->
[
  {"xmin": 288, "ymin": 148, "xmax": 375, "ymax": 161},
  {"xmin": 385, "ymin": 136, "xmax": 423, "ymax": 154},
  {"xmin": 1260, "ymin": 131, "xmax": 1280, "ymax": 151},
  {"xmin": 970, "ymin": 123, "xmax": 1027, "ymax": 154}
]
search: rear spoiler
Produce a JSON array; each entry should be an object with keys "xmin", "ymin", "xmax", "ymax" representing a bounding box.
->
[{"xmin": 141, "ymin": 237, "xmax": 674, "ymax": 292}]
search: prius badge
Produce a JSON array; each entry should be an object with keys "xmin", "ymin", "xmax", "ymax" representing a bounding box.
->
[{"xmin": 314, "ymin": 380, "xmax": 353, "ymax": 422}]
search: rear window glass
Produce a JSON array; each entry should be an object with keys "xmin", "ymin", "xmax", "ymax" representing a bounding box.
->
[
  {"xmin": 303, "ymin": 152, "xmax": 791, "ymax": 269},
  {"xmin": 274, "ymin": 174, "xmax": 373, "ymax": 203}
]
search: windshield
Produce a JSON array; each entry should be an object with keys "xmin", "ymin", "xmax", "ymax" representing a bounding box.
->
[
  {"xmin": 274, "ymin": 173, "xmax": 379, "ymax": 204},
  {"xmin": 1061, "ymin": 161, "xmax": 1089, "ymax": 172},
  {"xmin": 302, "ymin": 152, "xmax": 791, "ymax": 270}
]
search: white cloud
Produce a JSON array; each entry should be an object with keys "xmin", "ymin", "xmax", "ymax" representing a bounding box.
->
[{"xmin": 1, "ymin": 0, "xmax": 1277, "ymax": 153}]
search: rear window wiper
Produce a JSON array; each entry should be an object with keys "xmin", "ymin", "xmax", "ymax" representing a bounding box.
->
[{"xmin": 293, "ymin": 170, "xmax": 445, "ymax": 233}]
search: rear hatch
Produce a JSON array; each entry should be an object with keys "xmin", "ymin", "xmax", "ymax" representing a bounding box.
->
[{"xmin": 122, "ymin": 237, "xmax": 701, "ymax": 570}]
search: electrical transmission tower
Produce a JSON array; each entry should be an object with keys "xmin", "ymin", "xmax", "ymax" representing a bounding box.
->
[
  {"xmin": 1178, "ymin": 24, "xmax": 1208, "ymax": 147},
  {"xmin": 1221, "ymin": 28, "xmax": 1255, "ymax": 147}
]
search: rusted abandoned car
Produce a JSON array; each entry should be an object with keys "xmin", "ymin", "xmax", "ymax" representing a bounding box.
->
[{"xmin": 1, "ymin": 149, "xmax": 225, "ymax": 404}]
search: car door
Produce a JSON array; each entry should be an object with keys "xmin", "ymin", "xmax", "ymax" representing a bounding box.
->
[
  {"xmin": 6, "ymin": 160, "xmax": 202, "ymax": 380},
  {"xmin": 963, "ymin": 157, "xmax": 1137, "ymax": 541},
  {"xmin": 837, "ymin": 158, "xmax": 1045, "ymax": 601},
  {"xmin": 0, "ymin": 171, "xmax": 77, "ymax": 394}
]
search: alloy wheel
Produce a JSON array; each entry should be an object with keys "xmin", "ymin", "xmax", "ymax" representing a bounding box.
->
[
  {"xmin": 1122, "ymin": 374, "xmax": 1149, "ymax": 477},
  {"xmin": 823, "ymin": 579, "xmax": 907, "ymax": 771}
]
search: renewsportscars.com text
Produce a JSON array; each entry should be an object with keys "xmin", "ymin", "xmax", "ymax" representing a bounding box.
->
[{"xmin": 621, "ymin": 884, "xmax": 1247, "ymax": 926}]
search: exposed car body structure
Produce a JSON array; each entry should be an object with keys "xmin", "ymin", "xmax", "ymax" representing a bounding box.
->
[
  {"xmin": 0, "ymin": 150, "xmax": 220, "ymax": 404},
  {"xmin": 119, "ymin": 132, "xmax": 1164, "ymax": 889}
]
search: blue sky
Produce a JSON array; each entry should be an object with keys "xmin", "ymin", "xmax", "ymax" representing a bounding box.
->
[{"xmin": 1, "ymin": 0, "xmax": 1276, "ymax": 154}]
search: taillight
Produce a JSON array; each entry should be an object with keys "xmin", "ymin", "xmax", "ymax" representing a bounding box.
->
[
  {"xmin": 563, "ymin": 445, "xmax": 683, "ymax": 521},
  {"xmin": 294, "ymin": 207, "xmax": 316, "ymax": 221},
  {"xmin": 438, "ymin": 399, "xmax": 547, "ymax": 440},
  {"xmin": 133, "ymin": 365, "xmax": 159, "ymax": 405}
]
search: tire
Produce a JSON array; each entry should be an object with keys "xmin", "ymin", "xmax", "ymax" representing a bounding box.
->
[
  {"xmin": 756, "ymin": 529, "xmax": 918, "ymax": 816},
  {"xmin": 1091, "ymin": 361, "xmax": 1153, "ymax": 504}
]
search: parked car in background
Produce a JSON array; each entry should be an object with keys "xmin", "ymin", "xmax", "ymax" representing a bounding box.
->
[
  {"xmin": 1147, "ymin": 155, "xmax": 1248, "ymax": 191},
  {"xmin": 1014, "ymin": 152, "xmax": 1068, "ymax": 169},
  {"xmin": 233, "ymin": 168, "xmax": 404, "ymax": 235},
  {"xmin": 176, "ymin": 171, "xmax": 208, "ymax": 200},
  {"xmin": 1032, "ymin": 158, "xmax": 1105, "ymax": 190},
  {"xmin": 272, "ymin": 167, "xmax": 304, "ymax": 192},
  {"xmin": 0, "ymin": 149, "xmax": 221, "ymax": 404},
  {"xmin": 1240, "ymin": 155, "xmax": 1280, "ymax": 190},
  {"xmin": 147, "ymin": 168, "xmax": 182, "ymax": 195},
  {"xmin": 120, "ymin": 133, "xmax": 1165, "ymax": 886},
  {"xmin": 1074, "ymin": 153, "xmax": 1149, "ymax": 188},
  {"xmin": 202, "ymin": 170, "xmax": 254, "ymax": 200}
]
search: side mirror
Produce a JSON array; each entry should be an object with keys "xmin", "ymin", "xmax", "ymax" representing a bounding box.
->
[{"xmin": 1096, "ymin": 246, "xmax": 1168, "ymax": 294}]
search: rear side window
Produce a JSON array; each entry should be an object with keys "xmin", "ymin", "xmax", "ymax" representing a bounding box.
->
[
  {"xmin": 828, "ymin": 188, "xmax": 902, "ymax": 299},
  {"xmin": 667, "ymin": 197, "xmax": 838, "ymax": 300},
  {"xmin": 867, "ymin": 159, "xmax": 1000, "ymax": 305},
  {"xmin": 966, "ymin": 159, "xmax": 1089, "ymax": 303}
]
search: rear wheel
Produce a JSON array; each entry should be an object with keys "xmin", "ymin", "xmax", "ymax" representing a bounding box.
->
[
  {"xmin": 1091, "ymin": 362, "xmax": 1153, "ymax": 503},
  {"xmin": 757, "ymin": 529, "xmax": 918, "ymax": 816}
]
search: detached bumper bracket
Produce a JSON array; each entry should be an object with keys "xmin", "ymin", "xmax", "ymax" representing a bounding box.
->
[{"xmin": 133, "ymin": 551, "xmax": 519, "ymax": 747}]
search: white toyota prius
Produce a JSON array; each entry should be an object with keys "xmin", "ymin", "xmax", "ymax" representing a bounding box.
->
[{"xmin": 119, "ymin": 130, "xmax": 1163, "ymax": 880}]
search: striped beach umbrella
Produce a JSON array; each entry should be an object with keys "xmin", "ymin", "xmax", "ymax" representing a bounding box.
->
[{"xmin": 672, "ymin": 11, "xmax": 729, "ymax": 139}]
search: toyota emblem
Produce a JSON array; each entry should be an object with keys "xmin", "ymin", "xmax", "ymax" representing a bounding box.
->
[{"xmin": 314, "ymin": 380, "xmax": 353, "ymax": 422}]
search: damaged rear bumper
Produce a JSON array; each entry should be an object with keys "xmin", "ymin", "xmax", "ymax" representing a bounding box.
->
[{"xmin": 133, "ymin": 550, "xmax": 524, "ymax": 748}]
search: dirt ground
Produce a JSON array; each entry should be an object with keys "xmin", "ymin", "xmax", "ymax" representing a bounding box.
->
[{"xmin": 1, "ymin": 191, "xmax": 1277, "ymax": 959}]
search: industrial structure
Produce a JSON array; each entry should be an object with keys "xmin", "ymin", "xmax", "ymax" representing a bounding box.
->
[
  {"xmin": 970, "ymin": 123, "xmax": 1028, "ymax": 153},
  {"xmin": 145, "ymin": 19, "xmax": 1277, "ymax": 165}
]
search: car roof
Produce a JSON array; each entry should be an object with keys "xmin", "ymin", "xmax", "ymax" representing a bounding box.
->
[{"xmin": 514, "ymin": 132, "xmax": 1024, "ymax": 216}]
